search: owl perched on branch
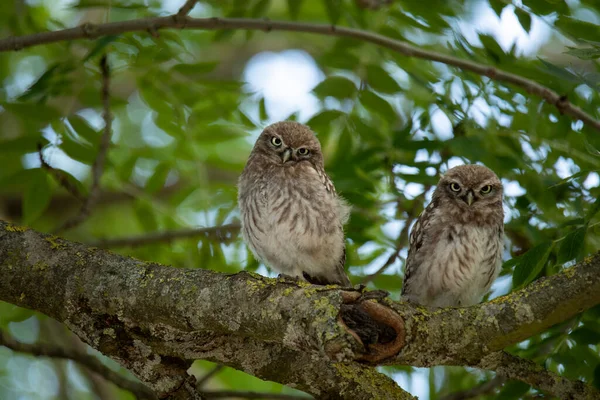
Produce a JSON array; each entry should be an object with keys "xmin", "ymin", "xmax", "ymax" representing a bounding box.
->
[
  {"xmin": 238, "ymin": 121, "xmax": 351, "ymax": 286},
  {"xmin": 402, "ymin": 165, "xmax": 504, "ymax": 307}
]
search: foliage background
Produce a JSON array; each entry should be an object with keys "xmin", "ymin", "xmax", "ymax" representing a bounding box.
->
[{"xmin": 0, "ymin": 0, "xmax": 599, "ymax": 398}]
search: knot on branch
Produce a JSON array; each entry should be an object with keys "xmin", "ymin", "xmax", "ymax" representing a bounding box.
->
[{"xmin": 339, "ymin": 291, "xmax": 405, "ymax": 363}]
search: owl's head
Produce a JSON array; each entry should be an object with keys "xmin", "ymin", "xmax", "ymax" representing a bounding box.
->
[
  {"xmin": 436, "ymin": 165, "xmax": 503, "ymax": 211},
  {"xmin": 252, "ymin": 121, "xmax": 324, "ymax": 166}
]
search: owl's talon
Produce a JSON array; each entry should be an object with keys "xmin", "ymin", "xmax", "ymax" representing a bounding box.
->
[
  {"xmin": 359, "ymin": 289, "xmax": 390, "ymax": 302},
  {"xmin": 277, "ymin": 273, "xmax": 301, "ymax": 283}
]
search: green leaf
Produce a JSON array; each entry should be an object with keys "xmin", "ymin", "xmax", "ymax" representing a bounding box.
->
[
  {"xmin": 146, "ymin": 163, "xmax": 171, "ymax": 193},
  {"xmin": 594, "ymin": 364, "xmax": 600, "ymax": 390},
  {"xmin": 537, "ymin": 58, "xmax": 581, "ymax": 83},
  {"xmin": 557, "ymin": 226, "xmax": 587, "ymax": 264},
  {"xmin": 313, "ymin": 76, "xmax": 357, "ymax": 100},
  {"xmin": 0, "ymin": 137, "xmax": 49, "ymax": 153},
  {"xmin": 555, "ymin": 16, "xmax": 600, "ymax": 42},
  {"xmin": 323, "ymin": 0, "xmax": 341, "ymax": 24},
  {"xmin": 60, "ymin": 138, "xmax": 97, "ymax": 165},
  {"xmin": 570, "ymin": 327, "xmax": 600, "ymax": 346},
  {"xmin": 287, "ymin": 0, "xmax": 303, "ymax": 19},
  {"xmin": 306, "ymin": 109, "xmax": 345, "ymax": 130},
  {"xmin": 365, "ymin": 64, "xmax": 402, "ymax": 94},
  {"xmin": 68, "ymin": 115, "xmax": 99, "ymax": 146},
  {"xmin": 515, "ymin": 9, "xmax": 531, "ymax": 33},
  {"xmin": 82, "ymin": 35, "xmax": 119, "ymax": 62},
  {"xmin": 73, "ymin": 0, "xmax": 147, "ymax": 9},
  {"xmin": 171, "ymin": 62, "xmax": 220, "ymax": 78},
  {"xmin": 497, "ymin": 380, "xmax": 530, "ymax": 398},
  {"xmin": 135, "ymin": 200, "xmax": 158, "ymax": 232},
  {"xmin": 23, "ymin": 170, "xmax": 51, "ymax": 224},
  {"xmin": 0, "ymin": 302, "xmax": 35, "ymax": 330},
  {"xmin": 564, "ymin": 46, "xmax": 600, "ymax": 60},
  {"xmin": 259, "ymin": 97, "xmax": 268, "ymax": 121},
  {"xmin": 359, "ymin": 90, "xmax": 396, "ymax": 123},
  {"xmin": 586, "ymin": 197, "xmax": 600, "ymax": 222},
  {"xmin": 251, "ymin": 0, "xmax": 270, "ymax": 17},
  {"xmin": 512, "ymin": 241, "xmax": 554, "ymax": 288}
]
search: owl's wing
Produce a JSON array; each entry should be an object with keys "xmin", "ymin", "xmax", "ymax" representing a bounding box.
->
[{"xmin": 402, "ymin": 201, "xmax": 436, "ymax": 295}]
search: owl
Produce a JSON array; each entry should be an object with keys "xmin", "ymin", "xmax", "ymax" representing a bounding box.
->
[
  {"xmin": 401, "ymin": 165, "xmax": 504, "ymax": 307},
  {"xmin": 237, "ymin": 121, "xmax": 351, "ymax": 286}
]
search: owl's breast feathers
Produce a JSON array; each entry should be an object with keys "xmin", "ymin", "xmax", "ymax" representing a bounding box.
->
[
  {"xmin": 239, "ymin": 160, "xmax": 349, "ymax": 286},
  {"xmin": 403, "ymin": 203, "xmax": 503, "ymax": 307}
]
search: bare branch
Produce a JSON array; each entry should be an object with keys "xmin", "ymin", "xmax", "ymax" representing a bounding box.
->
[
  {"xmin": 0, "ymin": 17, "xmax": 598, "ymax": 131},
  {"xmin": 202, "ymin": 391, "xmax": 310, "ymax": 399},
  {"xmin": 54, "ymin": 54, "xmax": 113, "ymax": 233},
  {"xmin": 92, "ymin": 223, "xmax": 240, "ymax": 247},
  {"xmin": 0, "ymin": 330, "xmax": 157, "ymax": 400},
  {"xmin": 38, "ymin": 144, "xmax": 85, "ymax": 201},
  {"xmin": 177, "ymin": 0, "xmax": 198, "ymax": 16},
  {"xmin": 478, "ymin": 351, "xmax": 598, "ymax": 400}
]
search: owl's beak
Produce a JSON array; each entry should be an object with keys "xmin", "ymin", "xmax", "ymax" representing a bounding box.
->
[
  {"xmin": 465, "ymin": 190, "xmax": 474, "ymax": 206},
  {"xmin": 281, "ymin": 148, "xmax": 292, "ymax": 163}
]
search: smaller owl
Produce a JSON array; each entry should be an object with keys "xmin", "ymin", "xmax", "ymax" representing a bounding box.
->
[
  {"xmin": 402, "ymin": 165, "xmax": 504, "ymax": 308},
  {"xmin": 237, "ymin": 121, "xmax": 351, "ymax": 286}
]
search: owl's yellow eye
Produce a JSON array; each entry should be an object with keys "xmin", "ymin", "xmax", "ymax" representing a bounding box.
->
[
  {"xmin": 480, "ymin": 185, "xmax": 492, "ymax": 194},
  {"xmin": 297, "ymin": 148, "xmax": 309, "ymax": 156},
  {"xmin": 271, "ymin": 137, "xmax": 282, "ymax": 147},
  {"xmin": 450, "ymin": 183, "xmax": 461, "ymax": 192}
]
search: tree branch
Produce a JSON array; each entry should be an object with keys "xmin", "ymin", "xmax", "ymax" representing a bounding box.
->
[
  {"xmin": 92, "ymin": 223, "xmax": 240, "ymax": 248},
  {"xmin": 0, "ymin": 220, "xmax": 598, "ymax": 399},
  {"xmin": 54, "ymin": 54, "xmax": 113, "ymax": 233},
  {"xmin": 177, "ymin": 0, "xmax": 198, "ymax": 16},
  {"xmin": 202, "ymin": 391, "xmax": 309, "ymax": 399},
  {"xmin": 0, "ymin": 329, "xmax": 157, "ymax": 400},
  {"xmin": 0, "ymin": 17, "xmax": 598, "ymax": 132},
  {"xmin": 477, "ymin": 351, "xmax": 598, "ymax": 400}
]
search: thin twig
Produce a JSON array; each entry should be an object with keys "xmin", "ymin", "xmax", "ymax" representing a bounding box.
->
[
  {"xmin": 202, "ymin": 391, "xmax": 311, "ymax": 399},
  {"xmin": 177, "ymin": 0, "xmax": 198, "ymax": 16},
  {"xmin": 92, "ymin": 223, "xmax": 240, "ymax": 247},
  {"xmin": 54, "ymin": 54, "xmax": 112, "ymax": 233},
  {"xmin": 0, "ymin": 17, "xmax": 598, "ymax": 131},
  {"xmin": 0, "ymin": 330, "xmax": 158, "ymax": 400},
  {"xmin": 196, "ymin": 364, "xmax": 225, "ymax": 388},
  {"xmin": 440, "ymin": 375, "xmax": 506, "ymax": 400},
  {"xmin": 38, "ymin": 144, "xmax": 85, "ymax": 201}
]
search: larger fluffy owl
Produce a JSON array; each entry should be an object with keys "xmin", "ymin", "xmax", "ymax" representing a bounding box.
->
[
  {"xmin": 237, "ymin": 121, "xmax": 351, "ymax": 286},
  {"xmin": 402, "ymin": 165, "xmax": 504, "ymax": 307}
]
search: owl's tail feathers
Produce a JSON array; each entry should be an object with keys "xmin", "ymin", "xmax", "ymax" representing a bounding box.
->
[{"xmin": 339, "ymin": 291, "xmax": 405, "ymax": 363}]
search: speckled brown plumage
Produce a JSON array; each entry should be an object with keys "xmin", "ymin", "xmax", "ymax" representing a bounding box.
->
[
  {"xmin": 402, "ymin": 165, "xmax": 504, "ymax": 307},
  {"xmin": 237, "ymin": 121, "xmax": 351, "ymax": 286}
]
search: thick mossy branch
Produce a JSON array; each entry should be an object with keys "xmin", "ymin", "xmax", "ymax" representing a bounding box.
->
[
  {"xmin": 0, "ymin": 221, "xmax": 410, "ymax": 399},
  {"xmin": 0, "ymin": 221, "xmax": 598, "ymax": 399}
]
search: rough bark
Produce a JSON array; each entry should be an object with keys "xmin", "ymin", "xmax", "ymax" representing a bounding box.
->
[{"xmin": 1, "ymin": 220, "xmax": 599, "ymax": 399}]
